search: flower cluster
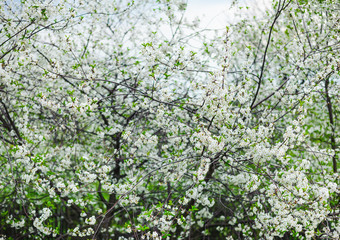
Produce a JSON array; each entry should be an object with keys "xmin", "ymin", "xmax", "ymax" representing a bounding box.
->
[{"xmin": 0, "ymin": 0, "xmax": 338, "ymax": 239}]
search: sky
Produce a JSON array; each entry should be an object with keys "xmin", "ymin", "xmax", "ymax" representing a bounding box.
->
[{"xmin": 185, "ymin": 0, "xmax": 272, "ymax": 29}]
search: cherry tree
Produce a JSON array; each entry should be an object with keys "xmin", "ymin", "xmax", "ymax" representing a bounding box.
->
[{"xmin": 0, "ymin": 0, "xmax": 338, "ymax": 239}]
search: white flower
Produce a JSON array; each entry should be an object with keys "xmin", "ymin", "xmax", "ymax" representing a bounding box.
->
[
  {"xmin": 126, "ymin": 225, "xmax": 132, "ymax": 233},
  {"xmin": 67, "ymin": 199, "xmax": 74, "ymax": 206},
  {"xmin": 85, "ymin": 216, "xmax": 96, "ymax": 225},
  {"xmin": 328, "ymin": 182, "xmax": 337, "ymax": 193},
  {"xmin": 317, "ymin": 187, "xmax": 329, "ymax": 200}
]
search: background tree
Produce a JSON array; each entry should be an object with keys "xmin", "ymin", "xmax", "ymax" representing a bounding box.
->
[{"xmin": 0, "ymin": 0, "xmax": 338, "ymax": 239}]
